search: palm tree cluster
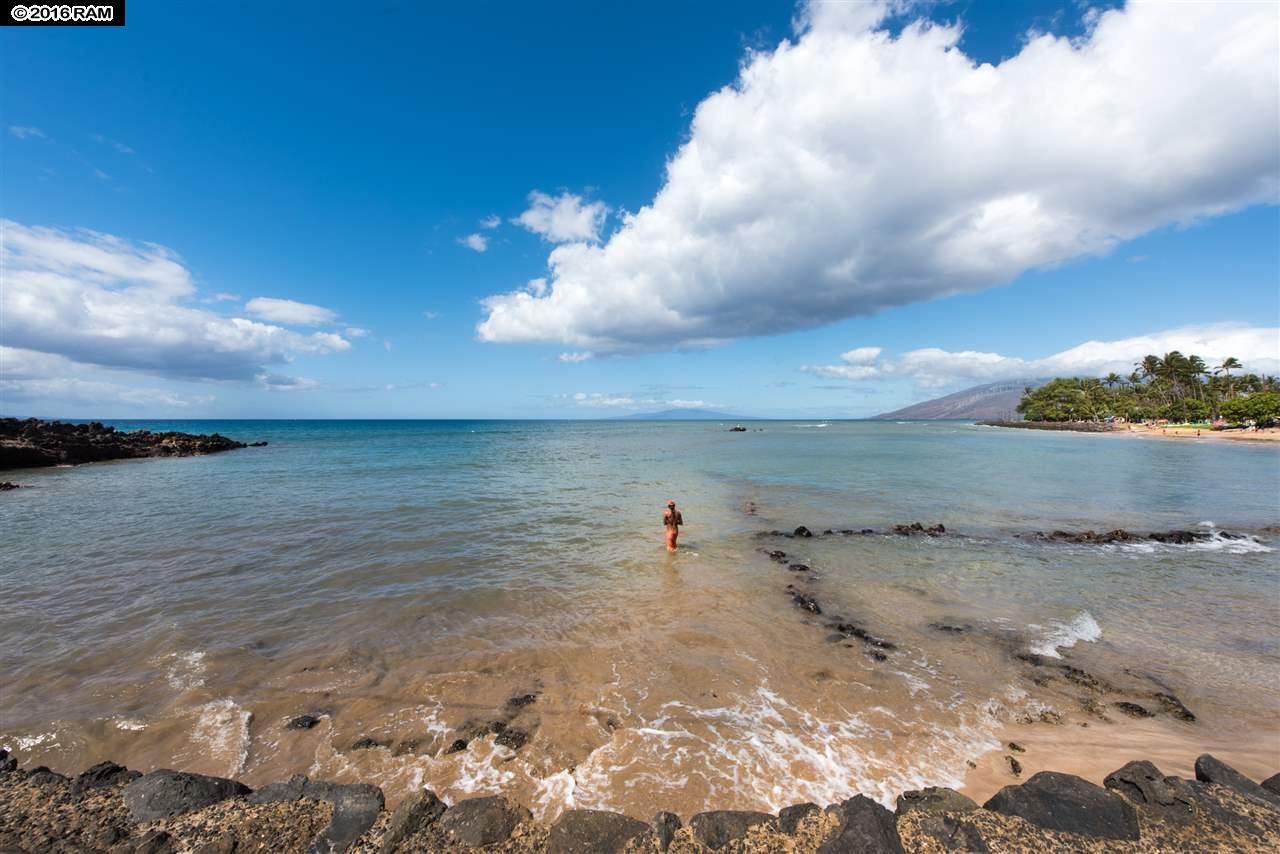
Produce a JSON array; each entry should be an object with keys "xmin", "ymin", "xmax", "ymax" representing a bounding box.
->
[{"xmin": 1016, "ymin": 352, "xmax": 1279, "ymax": 424}]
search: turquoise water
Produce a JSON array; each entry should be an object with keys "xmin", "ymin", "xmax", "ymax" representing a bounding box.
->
[{"xmin": 2, "ymin": 420, "xmax": 1278, "ymax": 815}]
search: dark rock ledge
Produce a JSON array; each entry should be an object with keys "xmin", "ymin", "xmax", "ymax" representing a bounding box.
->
[
  {"xmin": 2, "ymin": 747, "xmax": 1277, "ymax": 852},
  {"xmin": 0, "ymin": 417, "xmax": 265, "ymax": 471}
]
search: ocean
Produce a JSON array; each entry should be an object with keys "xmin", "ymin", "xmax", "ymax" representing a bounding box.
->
[{"xmin": 2, "ymin": 419, "xmax": 1278, "ymax": 817}]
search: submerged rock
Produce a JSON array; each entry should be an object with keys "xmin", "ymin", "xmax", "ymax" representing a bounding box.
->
[
  {"xmin": 1152, "ymin": 691, "xmax": 1197, "ymax": 722},
  {"xmin": 287, "ymin": 714, "xmax": 323, "ymax": 730},
  {"xmin": 893, "ymin": 522, "xmax": 946, "ymax": 536},
  {"xmin": 983, "ymin": 771, "xmax": 1140, "ymax": 840},
  {"xmin": 548, "ymin": 809, "xmax": 651, "ymax": 854},
  {"xmin": 794, "ymin": 525, "xmax": 814, "ymax": 538},
  {"xmin": 123, "ymin": 769, "xmax": 252, "ymax": 822},
  {"xmin": 1115, "ymin": 701, "xmax": 1154, "ymax": 718},
  {"xmin": 689, "ymin": 810, "xmax": 777, "ymax": 850}
]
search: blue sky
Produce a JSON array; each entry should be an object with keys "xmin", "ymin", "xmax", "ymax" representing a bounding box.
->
[{"xmin": 2, "ymin": 0, "xmax": 1277, "ymax": 418}]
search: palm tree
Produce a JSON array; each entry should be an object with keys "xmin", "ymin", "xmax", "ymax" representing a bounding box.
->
[
  {"xmin": 1217, "ymin": 357, "xmax": 1243, "ymax": 400},
  {"xmin": 1104, "ymin": 372, "xmax": 1123, "ymax": 389}
]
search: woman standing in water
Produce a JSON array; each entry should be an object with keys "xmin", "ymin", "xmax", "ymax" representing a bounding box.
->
[{"xmin": 663, "ymin": 500, "xmax": 684, "ymax": 552}]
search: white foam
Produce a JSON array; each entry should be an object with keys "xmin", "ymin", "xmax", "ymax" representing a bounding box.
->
[
  {"xmin": 11, "ymin": 732, "xmax": 56, "ymax": 750},
  {"xmin": 160, "ymin": 651, "xmax": 207, "ymax": 690},
  {"xmin": 114, "ymin": 718, "xmax": 147, "ymax": 732},
  {"xmin": 1029, "ymin": 611, "xmax": 1102, "ymax": 659},
  {"xmin": 190, "ymin": 699, "xmax": 252, "ymax": 777}
]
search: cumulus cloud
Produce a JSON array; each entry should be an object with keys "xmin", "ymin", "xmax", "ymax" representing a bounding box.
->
[
  {"xmin": 244, "ymin": 296, "xmax": 339, "ymax": 326},
  {"xmin": 479, "ymin": 0, "xmax": 1279, "ymax": 353},
  {"xmin": 8, "ymin": 126, "xmax": 45, "ymax": 140},
  {"xmin": 458, "ymin": 233, "xmax": 489, "ymax": 252},
  {"xmin": 480, "ymin": 215, "xmax": 502, "ymax": 229},
  {"xmin": 0, "ymin": 346, "xmax": 212, "ymax": 409},
  {"xmin": 803, "ymin": 324, "xmax": 1280, "ymax": 388},
  {"xmin": 512, "ymin": 191, "xmax": 609, "ymax": 243},
  {"xmin": 255, "ymin": 372, "xmax": 319, "ymax": 392},
  {"xmin": 0, "ymin": 219, "xmax": 350, "ymax": 382},
  {"xmin": 558, "ymin": 351, "xmax": 594, "ymax": 363}
]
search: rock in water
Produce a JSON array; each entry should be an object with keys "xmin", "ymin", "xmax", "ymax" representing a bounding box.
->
[
  {"xmin": 0, "ymin": 417, "xmax": 251, "ymax": 470},
  {"xmin": 548, "ymin": 809, "xmax": 652, "ymax": 854},
  {"xmin": 123, "ymin": 769, "xmax": 252, "ymax": 822},
  {"xmin": 437, "ymin": 795, "xmax": 530, "ymax": 847},
  {"xmin": 689, "ymin": 810, "xmax": 777, "ymax": 850},
  {"xmin": 983, "ymin": 771, "xmax": 1140, "ymax": 840},
  {"xmin": 380, "ymin": 790, "xmax": 446, "ymax": 854},
  {"xmin": 895, "ymin": 787, "xmax": 979, "ymax": 816},
  {"xmin": 819, "ymin": 795, "xmax": 905, "ymax": 853},
  {"xmin": 1195, "ymin": 754, "xmax": 1280, "ymax": 809}
]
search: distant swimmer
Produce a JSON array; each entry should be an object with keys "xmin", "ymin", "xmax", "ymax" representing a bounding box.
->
[{"xmin": 663, "ymin": 500, "xmax": 684, "ymax": 552}]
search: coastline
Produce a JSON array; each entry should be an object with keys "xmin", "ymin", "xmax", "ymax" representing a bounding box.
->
[
  {"xmin": 979, "ymin": 420, "xmax": 1280, "ymax": 443},
  {"xmin": 2, "ymin": 746, "xmax": 1278, "ymax": 852}
]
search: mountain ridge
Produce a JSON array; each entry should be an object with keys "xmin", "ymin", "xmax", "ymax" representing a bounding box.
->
[{"xmin": 873, "ymin": 379, "xmax": 1050, "ymax": 420}]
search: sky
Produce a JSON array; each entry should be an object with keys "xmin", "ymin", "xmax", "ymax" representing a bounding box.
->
[{"xmin": 2, "ymin": 0, "xmax": 1278, "ymax": 419}]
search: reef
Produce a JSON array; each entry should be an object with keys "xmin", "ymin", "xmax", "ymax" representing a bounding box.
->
[{"xmin": 0, "ymin": 418, "xmax": 261, "ymax": 471}]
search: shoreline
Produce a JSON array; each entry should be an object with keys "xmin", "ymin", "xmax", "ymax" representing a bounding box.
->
[
  {"xmin": 979, "ymin": 420, "xmax": 1280, "ymax": 443},
  {"xmin": 2, "ymin": 746, "xmax": 1277, "ymax": 852}
]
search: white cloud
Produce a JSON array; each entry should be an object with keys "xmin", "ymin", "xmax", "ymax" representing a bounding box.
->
[
  {"xmin": 344, "ymin": 326, "xmax": 370, "ymax": 338},
  {"xmin": 803, "ymin": 324, "xmax": 1280, "ymax": 388},
  {"xmin": 459, "ymin": 233, "xmax": 489, "ymax": 252},
  {"xmin": 205, "ymin": 292, "xmax": 240, "ymax": 303},
  {"xmin": 0, "ymin": 219, "xmax": 350, "ymax": 382},
  {"xmin": 478, "ymin": 0, "xmax": 1279, "ymax": 353},
  {"xmin": 256, "ymin": 372, "xmax": 319, "ymax": 392},
  {"xmin": 571, "ymin": 392, "xmax": 712, "ymax": 409},
  {"xmin": 512, "ymin": 191, "xmax": 609, "ymax": 244},
  {"xmin": 244, "ymin": 296, "xmax": 339, "ymax": 326},
  {"xmin": 841, "ymin": 347, "xmax": 882, "ymax": 365},
  {"xmin": 480, "ymin": 215, "xmax": 502, "ymax": 229},
  {"xmin": 558, "ymin": 351, "xmax": 593, "ymax": 363},
  {"xmin": 0, "ymin": 346, "xmax": 212, "ymax": 409},
  {"xmin": 8, "ymin": 126, "xmax": 45, "ymax": 140},
  {"xmin": 383, "ymin": 340, "xmax": 393, "ymax": 352}
]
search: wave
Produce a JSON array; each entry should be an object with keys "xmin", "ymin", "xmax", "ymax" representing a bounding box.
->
[
  {"xmin": 1111, "ymin": 531, "xmax": 1272, "ymax": 556},
  {"xmin": 1028, "ymin": 611, "xmax": 1102, "ymax": 659}
]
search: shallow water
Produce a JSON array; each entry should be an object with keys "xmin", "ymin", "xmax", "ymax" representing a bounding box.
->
[{"xmin": 2, "ymin": 420, "xmax": 1278, "ymax": 816}]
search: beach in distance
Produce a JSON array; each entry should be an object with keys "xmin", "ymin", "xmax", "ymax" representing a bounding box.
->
[{"xmin": 2, "ymin": 418, "xmax": 1277, "ymax": 827}]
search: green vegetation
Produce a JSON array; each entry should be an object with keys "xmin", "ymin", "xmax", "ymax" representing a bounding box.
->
[{"xmin": 1016, "ymin": 353, "xmax": 1280, "ymax": 426}]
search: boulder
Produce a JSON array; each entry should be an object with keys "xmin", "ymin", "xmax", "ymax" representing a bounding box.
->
[
  {"xmin": 904, "ymin": 813, "xmax": 991, "ymax": 852},
  {"xmin": 1195, "ymin": 754, "xmax": 1280, "ymax": 809},
  {"xmin": 778, "ymin": 802, "xmax": 821, "ymax": 833},
  {"xmin": 819, "ymin": 795, "xmax": 904, "ymax": 853},
  {"xmin": 689, "ymin": 810, "xmax": 776, "ymax": 850},
  {"xmin": 437, "ymin": 795, "xmax": 530, "ymax": 848},
  {"xmin": 70, "ymin": 761, "xmax": 140, "ymax": 797},
  {"xmin": 305, "ymin": 782, "xmax": 385, "ymax": 854},
  {"xmin": 247, "ymin": 774, "xmax": 309, "ymax": 804},
  {"xmin": 983, "ymin": 771, "xmax": 1139, "ymax": 840},
  {"xmin": 651, "ymin": 812, "xmax": 682, "ymax": 852},
  {"xmin": 794, "ymin": 526, "xmax": 814, "ymax": 538},
  {"xmin": 123, "ymin": 769, "xmax": 251, "ymax": 822},
  {"xmin": 548, "ymin": 809, "xmax": 652, "ymax": 854},
  {"xmin": 380, "ymin": 790, "xmax": 446, "ymax": 854},
  {"xmin": 24, "ymin": 766, "xmax": 69, "ymax": 787},
  {"xmin": 1103, "ymin": 760, "xmax": 1196, "ymax": 821},
  {"xmin": 0, "ymin": 748, "xmax": 16, "ymax": 774},
  {"xmin": 895, "ymin": 787, "xmax": 978, "ymax": 816}
]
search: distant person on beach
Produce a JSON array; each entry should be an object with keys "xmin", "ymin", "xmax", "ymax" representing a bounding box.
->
[{"xmin": 663, "ymin": 500, "xmax": 684, "ymax": 552}]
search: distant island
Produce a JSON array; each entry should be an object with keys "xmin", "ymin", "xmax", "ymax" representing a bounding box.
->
[
  {"xmin": 613, "ymin": 408, "xmax": 755, "ymax": 421},
  {"xmin": 873, "ymin": 379, "xmax": 1050, "ymax": 421}
]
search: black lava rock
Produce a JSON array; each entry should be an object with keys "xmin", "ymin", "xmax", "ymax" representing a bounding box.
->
[
  {"xmin": 983, "ymin": 771, "xmax": 1140, "ymax": 841},
  {"xmin": 548, "ymin": 809, "xmax": 652, "ymax": 854},
  {"xmin": 778, "ymin": 802, "xmax": 820, "ymax": 833},
  {"xmin": 651, "ymin": 811, "xmax": 682, "ymax": 852},
  {"xmin": 689, "ymin": 810, "xmax": 777, "ymax": 850},
  {"xmin": 819, "ymin": 794, "xmax": 905, "ymax": 853},
  {"xmin": 895, "ymin": 787, "xmax": 978, "ymax": 816},
  {"xmin": 379, "ymin": 789, "xmax": 446, "ymax": 854},
  {"xmin": 438, "ymin": 795, "xmax": 531, "ymax": 848},
  {"xmin": 1195, "ymin": 754, "xmax": 1280, "ymax": 809},
  {"xmin": 495, "ymin": 728, "xmax": 530, "ymax": 751},
  {"xmin": 287, "ymin": 714, "xmax": 323, "ymax": 730},
  {"xmin": 123, "ymin": 769, "xmax": 252, "ymax": 822},
  {"xmin": 70, "ymin": 761, "xmax": 140, "ymax": 797},
  {"xmin": 794, "ymin": 526, "xmax": 813, "ymax": 538},
  {"xmin": 1114, "ymin": 702, "xmax": 1154, "ymax": 718}
]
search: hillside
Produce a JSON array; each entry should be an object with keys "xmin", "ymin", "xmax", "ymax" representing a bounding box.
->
[{"xmin": 873, "ymin": 379, "xmax": 1049, "ymax": 421}]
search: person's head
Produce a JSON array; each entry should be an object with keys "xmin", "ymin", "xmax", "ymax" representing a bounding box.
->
[{"xmin": 667, "ymin": 500, "xmax": 676, "ymax": 509}]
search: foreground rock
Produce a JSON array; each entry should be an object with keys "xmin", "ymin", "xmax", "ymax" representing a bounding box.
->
[
  {"xmin": 3, "ymin": 751, "xmax": 1280, "ymax": 852},
  {"xmin": 0, "ymin": 417, "xmax": 256, "ymax": 470}
]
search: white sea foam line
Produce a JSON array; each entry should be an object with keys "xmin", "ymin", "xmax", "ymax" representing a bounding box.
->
[
  {"xmin": 114, "ymin": 718, "xmax": 147, "ymax": 732},
  {"xmin": 190, "ymin": 699, "xmax": 252, "ymax": 777},
  {"xmin": 1029, "ymin": 611, "xmax": 1102, "ymax": 659},
  {"xmin": 9, "ymin": 732, "xmax": 57, "ymax": 751}
]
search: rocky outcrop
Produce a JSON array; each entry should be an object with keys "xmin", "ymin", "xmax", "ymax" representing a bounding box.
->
[
  {"xmin": 0, "ymin": 417, "xmax": 260, "ymax": 470},
  {"xmin": 2, "ymin": 752, "xmax": 1278, "ymax": 852}
]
